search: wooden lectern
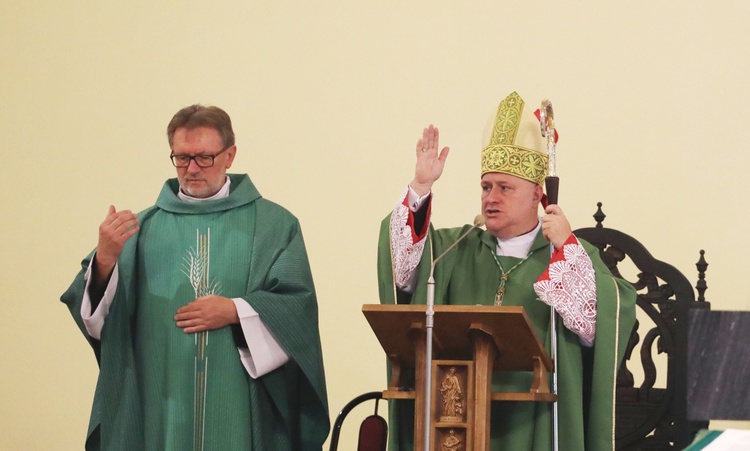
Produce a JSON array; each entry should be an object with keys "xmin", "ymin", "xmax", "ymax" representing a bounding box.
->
[{"xmin": 363, "ymin": 304, "xmax": 556, "ymax": 451}]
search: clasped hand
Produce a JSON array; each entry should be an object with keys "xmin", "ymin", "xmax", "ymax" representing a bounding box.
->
[
  {"xmin": 541, "ymin": 204, "xmax": 573, "ymax": 250},
  {"xmin": 174, "ymin": 295, "xmax": 240, "ymax": 333}
]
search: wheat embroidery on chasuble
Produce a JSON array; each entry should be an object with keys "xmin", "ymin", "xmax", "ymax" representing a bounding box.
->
[
  {"xmin": 182, "ymin": 228, "xmax": 222, "ymax": 451},
  {"xmin": 136, "ymin": 209, "xmax": 255, "ymax": 450}
]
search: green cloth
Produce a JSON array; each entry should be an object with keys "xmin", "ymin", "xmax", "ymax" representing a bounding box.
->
[
  {"xmin": 377, "ymin": 217, "xmax": 636, "ymax": 450},
  {"xmin": 683, "ymin": 430, "xmax": 724, "ymax": 450},
  {"xmin": 62, "ymin": 174, "xmax": 329, "ymax": 451}
]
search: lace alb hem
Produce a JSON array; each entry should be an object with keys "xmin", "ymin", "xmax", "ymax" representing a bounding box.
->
[{"xmin": 533, "ymin": 237, "xmax": 597, "ymax": 346}]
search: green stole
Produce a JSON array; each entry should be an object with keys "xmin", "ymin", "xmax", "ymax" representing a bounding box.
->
[
  {"xmin": 62, "ymin": 174, "xmax": 329, "ymax": 451},
  {"xmin": 377, "ymin": 216, "xmax": 636, "ymax": 451}
]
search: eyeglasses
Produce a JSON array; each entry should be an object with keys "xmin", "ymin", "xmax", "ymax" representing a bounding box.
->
[{"xmin": 170, "ymin": 146, "xmax": 230, "ymax": 168}]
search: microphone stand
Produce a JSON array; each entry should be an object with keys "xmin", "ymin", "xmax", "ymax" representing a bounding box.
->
[
  {"xmin": 423, "ymin": 215, "xmax": 484, "ymax": 451},
  {"xmin": 541, "ymin": 100, "xmax": 560, "ymax": 451}
]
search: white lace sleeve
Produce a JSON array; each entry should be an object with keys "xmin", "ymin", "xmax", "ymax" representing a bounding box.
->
[
  {"xmin": 391, "ymin": 187, "xmax": 430, "ymax": 290},
  {"xmin": 533, "ymin": 236, "xmax": 597, "ymax": 346}
]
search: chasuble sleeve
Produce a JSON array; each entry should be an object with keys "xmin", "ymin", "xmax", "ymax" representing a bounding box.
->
[
  {"xmin": 61, "ymin": 251, "xmax": 101, "ymax": 348},
  {"xmin": 579, "ymin": 238, "xmax": 637, "ymax": 449},
  {"xmin": 238, "ymin": 199, "xmax": 329, "ymax": 447}
]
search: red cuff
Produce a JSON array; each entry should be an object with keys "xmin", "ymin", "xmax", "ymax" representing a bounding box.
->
[
  {"xmin": 536, "ymin": 234, "xmax": 578, "ymax": 283},
  {"xmin": 402, "ymin": 194, "xmax": 431, "ymax": 243}
]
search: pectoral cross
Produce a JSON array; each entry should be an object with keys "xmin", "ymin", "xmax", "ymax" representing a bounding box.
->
[{"xmin": 494, "ymin": 274, "xmax": 509, "ymax": 306}]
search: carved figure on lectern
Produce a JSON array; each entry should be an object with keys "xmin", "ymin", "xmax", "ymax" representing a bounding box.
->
[
  {"xmin": 441, "ymin": 429, "xmax": 462, "ymax": 451},
  {"xmin": 439, "ymin": 367, "xmax": 464, "ymax": 421}
]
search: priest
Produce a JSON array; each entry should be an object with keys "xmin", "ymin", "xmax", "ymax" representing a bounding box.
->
[
  {"xmin": 377, "ymin": 92, "xmax": 636, "ymax": 450},
  {"xmin": 62, "ymin": 105, "xmax": 329, "ymax": 450}
]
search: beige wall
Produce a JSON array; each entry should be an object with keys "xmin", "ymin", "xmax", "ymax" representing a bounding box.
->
[{"xmin": 2, "ymin": 1, "xmax": 749, "ymax": 449}]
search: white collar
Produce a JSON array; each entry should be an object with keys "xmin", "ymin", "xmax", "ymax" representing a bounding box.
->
[
  {"xmin": 177, "ymin": 177, "xmax": 231, "ymax": 202},
  {"xmin": 495, "ymin": 220, "xmax": 541, "ymax": 258}
]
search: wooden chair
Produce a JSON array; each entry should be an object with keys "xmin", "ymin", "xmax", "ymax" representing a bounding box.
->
[{"xmin": 574, "ymin": 202, "xmax": 711, "ymax": 450}]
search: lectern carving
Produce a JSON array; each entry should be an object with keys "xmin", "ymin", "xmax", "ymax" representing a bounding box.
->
[{"xmin": 363, "ymin": 304, "xmax": 556, "ymax": 451}]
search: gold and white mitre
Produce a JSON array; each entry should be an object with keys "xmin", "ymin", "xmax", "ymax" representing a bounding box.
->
[{"xmin": 481, "ymin": 91, "xmax": 548, "ymax": 185}]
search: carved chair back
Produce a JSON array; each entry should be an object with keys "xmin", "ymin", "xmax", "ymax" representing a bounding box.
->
[{"xmin": 574, "ymin": 203, "xmax": 710, "ymax": 450}]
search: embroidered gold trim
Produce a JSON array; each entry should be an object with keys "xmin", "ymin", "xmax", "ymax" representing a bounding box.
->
[
  {"xmin": 611, "ymin": 276, "xmax": 621, "ymax": 451},
  {"xmin": 481, "ymin": 144, "xmax": 548, "ymax": 185}
]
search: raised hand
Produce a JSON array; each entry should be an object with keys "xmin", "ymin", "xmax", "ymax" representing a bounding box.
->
[
  {"xmin": 410, "ymin": 124, "xmax": 450, "ymax": 196},
  {"xmin": 93, "ymin": 205, "xmax": 139, "ymax": 285}
]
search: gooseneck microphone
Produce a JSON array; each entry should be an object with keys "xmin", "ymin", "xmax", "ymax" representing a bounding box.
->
[
  {"xmin": 428, "ymin": 214, "xmax": 486, "ymax": 278},
  {"xmin": 423, "ymin": 214, "xmax": 485, "ymax": 451}
]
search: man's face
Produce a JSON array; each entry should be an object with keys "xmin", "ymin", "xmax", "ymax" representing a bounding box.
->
[
  {"xmin": 171, "ymin": 126, "xmax": 236, "ymax": 198},
  {"xmin": 480, "ymin": 172, "xmax": 543, "ymax": 239}
]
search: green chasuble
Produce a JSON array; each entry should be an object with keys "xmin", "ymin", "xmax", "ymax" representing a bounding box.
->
[
  {"xmin": 62, "ymin": 174, "xmax": 329, "ymax": 451},
  {"xmin": 377, "ymin": 217, "xmax": 636, "ymax": 451}
]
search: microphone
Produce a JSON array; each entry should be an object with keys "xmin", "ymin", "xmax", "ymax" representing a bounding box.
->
[
  {"xmin": 422, "ymin": 214, "xmax": 485, "ymax": 451},
  {"xmin": 429, "ymin": 214, "xmax": 486, "ymax": 278}
]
